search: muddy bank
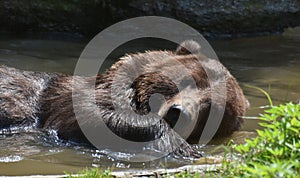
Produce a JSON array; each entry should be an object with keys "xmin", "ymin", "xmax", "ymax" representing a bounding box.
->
[{"xmin": 0, "ymin": 0, "xmax": 299, "ymax": 38}]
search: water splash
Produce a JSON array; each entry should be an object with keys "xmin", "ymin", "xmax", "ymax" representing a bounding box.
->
[{"xmin": 0, "ymin": 155, "xmax": 23, "ymax": 163}]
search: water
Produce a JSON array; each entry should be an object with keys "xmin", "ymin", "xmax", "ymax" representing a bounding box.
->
[{"xmin": 0, "ymin": 28, "xmax": 299, "ymax": 175}]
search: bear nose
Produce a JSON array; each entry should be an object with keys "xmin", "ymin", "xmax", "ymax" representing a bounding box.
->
[{"xmin": 164, "ymin": 104, "xmax": 191, "ymax": 128}]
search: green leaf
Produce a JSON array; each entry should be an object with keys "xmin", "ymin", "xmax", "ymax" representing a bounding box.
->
[
  {"xmin": 291, "ymin": 117, "xmax": 300, "ymax": 127},
  {"xmin": 259, "ymin": 122, "xmax": 275, "ymax": 129}
]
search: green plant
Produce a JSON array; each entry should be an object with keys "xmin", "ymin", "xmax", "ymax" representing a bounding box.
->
[
  {"xmin": 67, "ymin": 168, "xmax": 113, "ymax": 178},
  {"xmin": 244, "ymin": 84, "xmax": 273, "ymax": 106},
  {"xmin": 218, "ymin": 102, "xmax": 300, "ymax": 177}
]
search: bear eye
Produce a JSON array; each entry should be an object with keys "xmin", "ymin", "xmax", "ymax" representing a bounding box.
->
[{"xmin": 164, "ymin": 104, "xmax": 190, "ymax": 128}]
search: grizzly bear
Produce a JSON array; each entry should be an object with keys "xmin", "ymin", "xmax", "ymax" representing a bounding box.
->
[{"xmin": 0, "ymin": 40, "xmax": 248, "ymax": 158}]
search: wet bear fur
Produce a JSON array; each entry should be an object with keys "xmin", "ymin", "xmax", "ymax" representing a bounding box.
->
[{"xmin": 0, "ymin": 40, "xmax": 248, "ymax": 158}]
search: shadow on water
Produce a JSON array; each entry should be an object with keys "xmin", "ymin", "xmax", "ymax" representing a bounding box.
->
[{"xmin": 0, "ymin": 27, "xmax": 299, "ymax": 175}]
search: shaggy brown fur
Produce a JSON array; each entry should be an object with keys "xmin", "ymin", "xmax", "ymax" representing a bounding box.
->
[{"xmin": 0, "ymin": 40, "xmax": 248, "ymax": 158}]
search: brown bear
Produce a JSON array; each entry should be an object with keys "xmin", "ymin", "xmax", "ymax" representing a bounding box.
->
[{"xmin": 0, "ymin": 40, "xmax": 248, "ymax": 158}]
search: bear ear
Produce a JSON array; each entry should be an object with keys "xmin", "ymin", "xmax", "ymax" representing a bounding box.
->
[{"xmin": 175, "ymin": 40, "xmax": 201, "ymax": 55}]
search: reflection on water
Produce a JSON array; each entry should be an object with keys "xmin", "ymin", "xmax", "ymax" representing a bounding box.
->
[
  {"xmin": 0, "ymin": 29, "xmax": 299, "ymax": 175},
  {"xmin": 210, "ymin": 31, "xmax": 300, "ymax": 130}
]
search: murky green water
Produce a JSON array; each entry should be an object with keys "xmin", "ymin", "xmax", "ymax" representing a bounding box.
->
[{"xmin": 0, "ymin": 28, "xmax": 299, "ymax": 175}]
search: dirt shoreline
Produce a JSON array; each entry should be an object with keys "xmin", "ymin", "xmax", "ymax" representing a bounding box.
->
[{"xmin": 1, "ymin": 163, "xmax": 221, "ymax": 177}]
